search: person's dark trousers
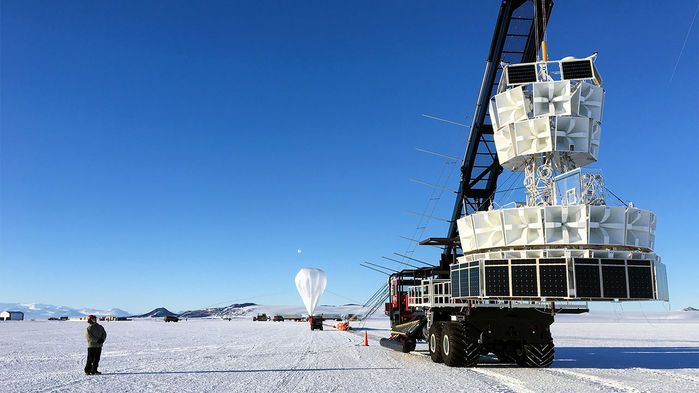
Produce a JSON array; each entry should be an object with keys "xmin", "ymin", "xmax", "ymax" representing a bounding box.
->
[{"xmin": 85, "ymin": 347, "xmax": 102, "ymax": 374}]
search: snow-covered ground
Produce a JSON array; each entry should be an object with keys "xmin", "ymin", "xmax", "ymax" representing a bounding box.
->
[{"xmin": 1, "ymin": 314, "xmax": 698, "ymax": 392}]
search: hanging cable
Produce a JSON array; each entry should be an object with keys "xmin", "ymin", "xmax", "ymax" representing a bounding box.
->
[
  {"xmin": 533, "ymin": 0, "xmax": 540, "ymax": 62},
  {"xmin": 604, "ymin": 186, "xmax": 628, "ymax": 206}
]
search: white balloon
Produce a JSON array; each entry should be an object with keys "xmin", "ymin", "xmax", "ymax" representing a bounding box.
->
[{"xmin": 295, "ymin": 268, "xmax": 327, "ymax": 316}]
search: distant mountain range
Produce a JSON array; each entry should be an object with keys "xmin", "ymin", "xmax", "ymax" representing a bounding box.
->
[
  {"xmin": 0, "ymin": 303, "xmax": 130, "ymax": 320},
  {"xmin": 179, "ymin": 303, "xmax": 258, "ymax": 318},
  {"xmin": 3, "ymin": 302, "xmax": 698, "ymax": 320}
]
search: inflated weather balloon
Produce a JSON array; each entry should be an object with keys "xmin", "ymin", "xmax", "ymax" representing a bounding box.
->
[{"xmin": 295, "ymin": 268, "xmax": 327, "ymax": 316}]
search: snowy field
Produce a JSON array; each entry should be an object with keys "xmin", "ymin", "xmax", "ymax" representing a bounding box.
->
[{"xmin": 2, "ymin": 315, "xmax": 698, "ymax": 393}]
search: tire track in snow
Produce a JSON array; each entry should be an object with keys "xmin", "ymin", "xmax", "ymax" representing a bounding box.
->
[
  {"xmin": 631, "ymin": 367, "xmax": 699, "ymax": 384},
  {"xmin": 546, "ymin": 369, "xmax": 642, "ymax": 392},
  {"xmin": 378, "ymin": 344, "xmax": 517, "ymax": 392},
  {"xmin": 467, "ymin": 368, "xmax": 535, "ymax": 393},
  {"xmin": 272, "ymin": 326, "xmax": 314, "ymax": 391}
]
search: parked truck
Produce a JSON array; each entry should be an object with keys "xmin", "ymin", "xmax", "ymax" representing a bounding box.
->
[{"xmin": 376, "ymin": 0, "xmax": 668, "ymax": 368}]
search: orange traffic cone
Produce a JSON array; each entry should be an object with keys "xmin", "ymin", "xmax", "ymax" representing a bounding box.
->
[{"xmin": 363, "ymin": 331, "xmax": 368, "ymax": 346}]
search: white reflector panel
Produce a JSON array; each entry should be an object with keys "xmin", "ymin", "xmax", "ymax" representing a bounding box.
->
[
  {"xmin": 588, "ymin": 206, "xmax": 626, "ymax": 245},
  {"xmin": 544, "ymin": 206, "xmax": 588, "ymax": 244},
  {"xmin": 472, "ymin": 210, "xmax": 505, "ymax": 249},
  {"xmin": 649, "ymin": 213, "xmax": 657, "ymax": 250},
  {"xmin": 456, "ymin": 216, "xmax": 477, "ymax": 252},
  {"xmin": 532, "ymin": 81, "xmax": 573, "ymax": 117},
  {"xmin": 576, "ymin": 82, "xmax": 604, "ymax": 122},
  {"xmin": 626, "ymin": 208, "xmax": 653, "ymax": 249},
  {"xmin": 555, "ymin": 116, "xmax": 591, "ymax": 153},
  {"xmin": 655, "ymin": 261, "xmax": 670, "ymax": 301},
  {"xmin": 491, "ymin": 86, "xmax": 529, "ymax": 129},
  {"xmin": 589, "ymin": 121, "xmax": 602, "ymax": 159},
  {"xmin": 493, "ymin": 124, "xmax": 516, "ymax": 164},
  {"xmin": 502, "ymin": 207, "xmax": 544, "ymax": 246},
  {"xmin": 514, "ymin": 117, "xmax": 553, "ymax": 156}
]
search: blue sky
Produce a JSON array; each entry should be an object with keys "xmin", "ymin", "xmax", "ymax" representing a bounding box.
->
[{"xmin": 1, "ymin": 1, "xmax": 697, "ymax": 313}]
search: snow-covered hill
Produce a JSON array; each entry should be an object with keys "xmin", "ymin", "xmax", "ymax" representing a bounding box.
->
[
  {"xmin": 178, "ymin": 303, "xmax": 368, "ymax": 319},
  {"xmin": 131, "ymin": 307, "xmax": 179, "ymax": 318},
  {"xmin": 0, "ymin": 303, "xmax": 130, "ymax": 320}
]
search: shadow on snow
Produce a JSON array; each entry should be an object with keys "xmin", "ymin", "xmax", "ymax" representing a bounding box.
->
[
  {"xmin": 476, "ymin": 347, "xmax": 699, "ymax": 369},
  {"xmin": 103, "ymin": 367, "xmax": 399, "ymax": 376}
]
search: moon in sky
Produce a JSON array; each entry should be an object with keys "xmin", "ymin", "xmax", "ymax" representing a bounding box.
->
[{"xmin": 297, "ymin": 249, "xmax": 302, "ymax": 254}]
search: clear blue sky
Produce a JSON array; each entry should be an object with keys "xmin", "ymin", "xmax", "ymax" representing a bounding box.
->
[{"xmin": 1, "ymin": 1, "xmax": 697, "ymax": 313}]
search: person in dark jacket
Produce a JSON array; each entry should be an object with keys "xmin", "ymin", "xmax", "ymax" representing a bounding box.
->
[{"xmin": 84, "ymin": 315, "xmax": 107, "ymax": 375}]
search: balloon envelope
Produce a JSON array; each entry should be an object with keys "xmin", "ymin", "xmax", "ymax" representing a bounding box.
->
[{"xmin": 295, "ymin": 268, "xmax": 327, "ymax": 316}]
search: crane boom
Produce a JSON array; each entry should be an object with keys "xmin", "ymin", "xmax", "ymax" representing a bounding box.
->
[{"xmin": 421, "ymin": 0, "xmax": 553, "ymax": 267}]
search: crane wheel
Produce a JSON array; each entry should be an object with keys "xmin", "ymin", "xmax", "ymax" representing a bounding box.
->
[
  {"xmin": 428, "ymin": 323, "xmax": 444, "ymax": 363},
  {"xmin": 521, "ymin": 342, "xmax": 554, "ymax": 368},
  {"xmin": 442, "ymin": 322, "xmax": 480, "ymax": 367}
]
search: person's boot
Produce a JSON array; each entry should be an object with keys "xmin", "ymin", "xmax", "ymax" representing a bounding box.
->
[{"xmin": 92, "ymin": 371, "xmax": 101, "ymax": 375}]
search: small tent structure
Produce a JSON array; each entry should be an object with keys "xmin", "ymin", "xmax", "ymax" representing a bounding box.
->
[{"xmin": 0, "ymin": 311, "xmax": 24, "ymax": 321}]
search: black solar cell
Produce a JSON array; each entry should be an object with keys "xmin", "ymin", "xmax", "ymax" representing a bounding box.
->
[
  {"xmin": 561, "ymin": 60, "xmax": 594, "ymax": 80},
  {"xmin": 507, "ymin": 64, "xmax": 537, "ymax": 84}
]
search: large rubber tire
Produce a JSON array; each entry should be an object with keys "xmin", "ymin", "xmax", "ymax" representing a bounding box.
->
[
  {"xmin": 521, "ymin": 342, "xmax": 554, "ymax": 368},
  {"xmin": 428, "ymin": 323, "xmax": 444, "ymax": 363},
  {"xmin": 441, "ymin": 322, "xmax": 480, "ymax": 367}
]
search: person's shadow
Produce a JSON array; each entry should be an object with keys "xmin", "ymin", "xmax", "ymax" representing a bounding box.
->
[{"xmin": 104, "ymin": 367, "xmax": 399, "ymax": 376}]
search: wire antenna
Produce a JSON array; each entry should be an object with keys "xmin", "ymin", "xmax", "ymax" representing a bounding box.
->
[
  {"xmin": 421, "ymin": 114, "xmax": 469, "ymax": 128},
  {"xmin": 359, "ymin": 264, "xmax": 390, "ymax": 275},
  {"xmin": 382, "ymin": 255, "xmax": 420, "ymax": 269},
  {"xmin": 409, "ymin": 178, "xmax": 456, "ymax": 193},
  {"xmin": 393, "ymin": 252, "xmax": 436, "ymax": 267},
  {"xmin": 414, "ymin": 147, "xmax": 460, "ymax": 163},
  {"xmin": 363, "ymin": 261, "xmax": 398, "ymax": 273},
  {"xmin": 406, "ymin": 210, "xmax": 451, "ymax": 223}
]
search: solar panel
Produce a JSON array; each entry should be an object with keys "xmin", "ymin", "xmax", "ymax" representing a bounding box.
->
[
  {"xmin": 560, "ymin": 59, "xmax": 594, "ymax": 80},
  {"xmin": 506, "ymin": 63, "xmax": 537, "ymax": 85},
  {"xmin": 469, "ymin": 266, "xmax": 480, "ymax": 296},
  {"xmin": 602, "ymin": 266, "xmax": 628, "ymax": 298},
  {"xmin": 628, "ymin": 266, "xmax": 653, "ymax": 299},
  {"xmin": 451, "ymin": 269, "xmax": 460, "ymax": 297},
  {"xmin": 512, "ymin": 265, "xmax": 538, "ymax": 296},
  {"xmin": 485, "ymin": 266, "xmax": 509, "ymax": 296},
  {"xmin": 539, "ymin": 265, "xmax": 567, "ymax": 297},
  {"xmin": 574, "ymin": 264, "xmax": 602, "ymax": 297}
]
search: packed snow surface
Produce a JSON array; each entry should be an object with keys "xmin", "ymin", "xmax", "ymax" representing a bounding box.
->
[{"xmin": 1, "ymin": 314, "xmax": 698, "ymax": 392}]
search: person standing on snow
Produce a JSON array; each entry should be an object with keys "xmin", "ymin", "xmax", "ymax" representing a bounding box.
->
[{"xmin": 84, "ymin": 315, "xmax": 107, "ymax": 375}]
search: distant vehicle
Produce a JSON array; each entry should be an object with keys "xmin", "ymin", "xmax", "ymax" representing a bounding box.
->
[
  {"xmin": 164, "ymin": 316, "xmax": 179, "ymax": 322},
  {"xmin": 272, "ymin": 315, "xmax": 284, "ymax": 322},
  {"xmin": 335, "ymin": 321, "xmax": 351, "ymax": 331},
  {"xmin": 253, "ymin": 313, "xmax": 269, "ymax": 321},
  {"xmin": 309, "ymin": 316, "xmax": 323, "ymax": 331}
]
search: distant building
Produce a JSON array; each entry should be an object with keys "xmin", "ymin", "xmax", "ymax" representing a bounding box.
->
[
  {"xmin": 69, "ymin": 315, "xmax": 129, "ymax": 321},
  {"xmin": 0, "ymin": 311, "xmax": 24, "ymax": 321}
]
